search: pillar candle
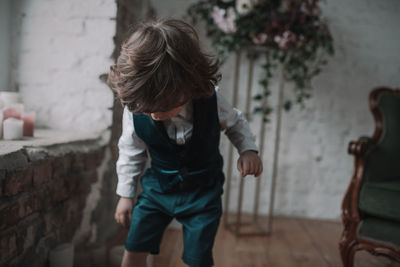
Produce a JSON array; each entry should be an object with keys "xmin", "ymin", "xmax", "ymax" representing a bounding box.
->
[
  {"xmin": 22, "ymin": 111, "xmax": 36, "ymax": 137},
  {"xmin": 109, "ymin": 245, "xmax": 124, "ymax": 267},
  {"xmin": 3, "ymin": 103, "xmax": 24, "ymax": 120},
  {"xmin": 49, "ymin": 243, "xmax": 74, "ymax": 267},
  {"xmin": 3, "ymin": 118, "xmax": 24, "ymax": 140}
]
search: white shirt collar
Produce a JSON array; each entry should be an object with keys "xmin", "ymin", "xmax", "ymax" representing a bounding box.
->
[{"xmin": 174, "ymin": 100, "xmax": 192, "ymax": 120}]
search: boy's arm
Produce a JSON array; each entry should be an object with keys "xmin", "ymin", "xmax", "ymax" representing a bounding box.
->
[
  {"xmin": 116, "ymin": 105, "xmax": 148, "ymax": 199},
  {"xmin": 216, "ymin": 89, "xmax": 258, "ymax": 154},
  {"xmin": 217, "ymin": 90, "xmax": 263, "ymax": 177}
]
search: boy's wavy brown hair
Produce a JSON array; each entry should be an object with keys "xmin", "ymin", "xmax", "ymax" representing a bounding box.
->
[{"xmin": 108, "ymin": 19, "xmax": 221, "ymax": 114}]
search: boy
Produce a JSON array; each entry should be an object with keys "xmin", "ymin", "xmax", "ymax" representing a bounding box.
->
[{"xmin": 108, "ymin": 19, "xmax": 263, "ymax": 267}]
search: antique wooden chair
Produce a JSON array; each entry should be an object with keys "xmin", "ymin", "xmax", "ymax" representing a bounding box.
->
[{"xmin": 340, "ymin": 87, "xmax": 400, "ymax": 266}]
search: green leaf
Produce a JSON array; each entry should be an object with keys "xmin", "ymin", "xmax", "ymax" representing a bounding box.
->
[
  {"xmin": 283, "ymin": 100, "xmax": 292, "ymax": 111},
  {"xmin": 253, "ymin": 94, "xmax": 263, "ymax": 100}
]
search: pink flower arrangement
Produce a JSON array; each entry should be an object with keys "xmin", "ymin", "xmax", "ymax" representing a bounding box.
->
[
  {"xmin": 188, "ymin": 0, "xmax": 334, "ymax": 120},
  {"xmin": 211, "ymin": 6, "xmax": 237, "ymax": 34},
  {"xmin": 250, "ymin": 33, "xmax": 268, "ymax": 45}
]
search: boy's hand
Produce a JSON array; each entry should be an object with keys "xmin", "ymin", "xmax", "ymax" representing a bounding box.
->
[
  {"xmin": 237, "ymin": 150, "xmax": 263, "ymax": 177},
  {"xmin": 115, "ymin": 197, "xmax": 134, "ymax": 229}
]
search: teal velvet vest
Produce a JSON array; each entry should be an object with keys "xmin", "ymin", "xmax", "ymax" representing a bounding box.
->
[{"xmin": 133, "ymin": 93, "xmax": 224, "ymax": 193}]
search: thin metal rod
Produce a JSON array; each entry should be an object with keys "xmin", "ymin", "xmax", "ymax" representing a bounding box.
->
[
  {"xmin": 225, "ymin": 216, "xmax": 271, "ymax": 236},
  {"xmin": 236, "ymin": 49, "xmax": 255, "ymax": 234},
  {"xmin": 224, "ymin": 50, "xmax": 241, "ymax": 228},
  {"xmin": 253, "ymin": 110, "xmax": 266, "ymax": 222},
  {"xmin": 267, "ymin": 63, "xmax": 286, "ymax": 233},
  {"xmin": 244, "ymin": 50, "xmax": 254, "ymax": 118},
  {"xmin": 253, "ymin": 54, "xmax": 271, "ymax": 223}
]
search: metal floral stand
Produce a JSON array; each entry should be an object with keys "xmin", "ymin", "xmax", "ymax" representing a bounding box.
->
[{"xmin": 223, "ymin": 47, "xmax": 286, "ymax": 236}]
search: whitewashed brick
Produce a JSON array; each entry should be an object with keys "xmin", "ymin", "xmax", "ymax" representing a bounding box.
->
[{"xmin": 13, "ymin": 0, "xmax": 115, "ymax": 134}]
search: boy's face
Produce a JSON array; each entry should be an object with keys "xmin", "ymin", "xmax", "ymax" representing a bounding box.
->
[{"xmin": 150, "ymin": 104, "xmax": 185, "ymax": 121}]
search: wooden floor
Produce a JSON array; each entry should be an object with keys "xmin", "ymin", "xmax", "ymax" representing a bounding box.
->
[{"xmin": 106, "ymin": 216, "xmax": 400, "ymax": 267}]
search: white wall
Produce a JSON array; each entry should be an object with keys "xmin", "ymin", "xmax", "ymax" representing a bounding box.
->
[
  {"xmin": 0, "ymin": 0, "xmax": 10, "ymax": 91},
  {"xmin": 9, "ymin": 0, "xmax": 115, "ymax": 134},
  {"xmin": 152, "ymin": 0, "xmax": 400, "ymax": 220}
]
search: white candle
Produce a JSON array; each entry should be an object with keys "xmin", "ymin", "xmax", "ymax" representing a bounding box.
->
[
  {"xmin": 109, "ymin": 245, "xmax": 125, "ymax": 267},
  {"xmin": 49, "ymin": 243, "xmax": 74, "ymax": 267},
  {"xmin": 3, "ymin": 118, "xmax": 24, "ymax": 140},
  {"xmin": 3, "ymin": 103, "xmax": 24, "ymax": 120},
  {"xmin": 22, "ymin": 111, "xmax": 36, "ymax": 137}
]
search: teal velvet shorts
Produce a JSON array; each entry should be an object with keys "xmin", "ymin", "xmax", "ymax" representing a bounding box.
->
[{"xmin": 125, "ymin": 169, "xmax": 224, "ymax": 267}]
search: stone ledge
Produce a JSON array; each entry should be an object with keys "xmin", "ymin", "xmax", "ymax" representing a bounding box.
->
[{"xmin": 0, "ymin": 128, "xmax": 110, "ymax": 170}]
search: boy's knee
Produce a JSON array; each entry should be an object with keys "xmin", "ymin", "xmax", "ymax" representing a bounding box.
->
[
  {"xmin": 124, "ymin": 249, "xmax": 149, "ymax": 259},
  {"xmin": 121, "ymin": 249, "xmax": 149, "ymax": 267},
  {"xmin": 123, "ymin": 249, "xmax": 149, "ymax": 262}
]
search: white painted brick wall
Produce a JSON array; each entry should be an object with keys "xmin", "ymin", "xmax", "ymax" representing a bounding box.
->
[
  {"xmin": 10, "ymin": 0, "xmax": 116, "ymax": 134},
  {"xmin": 152, "ymin": 0, "xmax": 400, "ymax": 220}
]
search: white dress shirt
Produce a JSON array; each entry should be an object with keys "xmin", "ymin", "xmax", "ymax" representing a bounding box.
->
[{"xmin": 116, "ymin": 88, "xmax": 258, "ymax": 198}]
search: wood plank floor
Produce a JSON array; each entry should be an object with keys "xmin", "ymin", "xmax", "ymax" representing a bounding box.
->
[{"xmin": 107, "ymin": 215, "xmax": 400, "ymax": 267}]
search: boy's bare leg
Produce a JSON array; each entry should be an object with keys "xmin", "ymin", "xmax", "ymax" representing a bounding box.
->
[
  {"xmin": 146, "ymin": 254, "xmax": 154, "ymax": 267},
  {"xmin": 121, "ymin": 250, "xmax": 149, "ymax": 267}
]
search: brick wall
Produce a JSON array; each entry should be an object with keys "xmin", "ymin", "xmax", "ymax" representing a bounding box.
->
[{"xmin": 0, "ymin": 148, "xmax": 106, "ymax": 267}]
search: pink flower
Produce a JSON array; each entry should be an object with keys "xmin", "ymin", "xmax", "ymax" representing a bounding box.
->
[
  {"xmin": 274, "ymin": 31, "xmax": 297, "ymax": 49},
  {"xmin": 250, "ymin": 33, "xmax": 268, "ymax": 45},
  {"xmin": 211, "ymin": 6, "xmax": 237, "ymax": 34}
]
